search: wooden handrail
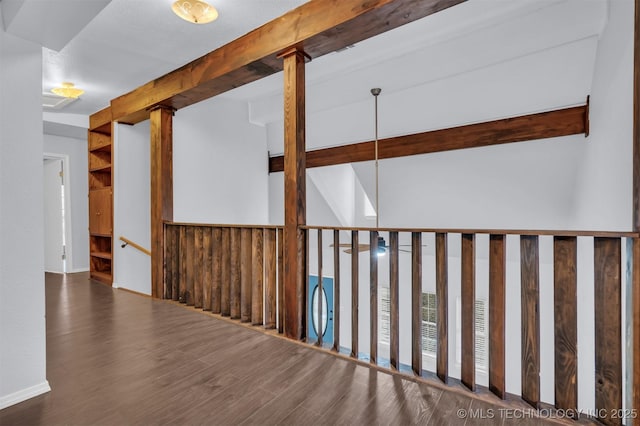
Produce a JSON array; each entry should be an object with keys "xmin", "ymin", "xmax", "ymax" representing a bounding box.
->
[
  {"xmin": 119, "ymin": 236, "xmax": 151, "ymax": 256},
  {"xmin": 301, "ymin": 225, "xmax": 639, "ymax": 238}
]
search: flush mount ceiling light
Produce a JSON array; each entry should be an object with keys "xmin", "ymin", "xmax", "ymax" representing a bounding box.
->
[
  {"xmin": 172, "ymin": 0, "xmax": 218, "ymax": 24},
  {"xmin": 51, "ymin": 82, "xmax": 84, "ymax": 99}
]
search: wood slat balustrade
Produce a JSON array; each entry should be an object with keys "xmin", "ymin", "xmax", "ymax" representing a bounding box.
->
[
  {"xmin": 163, "ymin": 223, "xmax": 637, "ymax": 422},
  {"xmin": 165, "ymin": 223, "xmax": 283, "ymax": 330}
]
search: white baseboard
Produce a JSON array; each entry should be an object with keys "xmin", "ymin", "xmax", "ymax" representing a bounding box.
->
[
  {"xmin": 112, "ymin": 282, "xmax": 120, "ymax": 289},
  {"xmin": 0, "ymin": 381, "xmax": 51, "ymax": 410},
  {"xmin": 67, "ymin": 268, "xmax": 90, "ymax": 273}
]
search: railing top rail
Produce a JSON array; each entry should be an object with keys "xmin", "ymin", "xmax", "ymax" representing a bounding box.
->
[
  {"xmin": 165, "ymin": 221, "xmax": 283, "ymax": 230},
  {"xmin": 300, "ymin": 225, "xmax": 639, "ymax": 238}
]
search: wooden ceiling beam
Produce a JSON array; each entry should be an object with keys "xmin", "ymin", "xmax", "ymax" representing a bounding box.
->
[
  {"xmin": 109, "ymin": 0, "xmax": 466, "ymax": 124},
  {"xmin": 269, "ymin": 103, "xmax": 589, "ymax": 173}
]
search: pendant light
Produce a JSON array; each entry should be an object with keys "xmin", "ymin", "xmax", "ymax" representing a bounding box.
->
[
  {"xmin": 371, "ymin": 88, "xmax": 387, "ymax": 257},
  {"xmin": 172, "ymin": 0, "xmax": 218, "ymax": 24},
  {"xmin": 51, "ymin": 82, "xmax": 84, "ymax": 99}
]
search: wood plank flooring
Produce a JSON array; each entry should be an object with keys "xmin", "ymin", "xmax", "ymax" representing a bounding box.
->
[{"xmin": 0, "ymin": 273, "xmax": 591, "ymax": 425}]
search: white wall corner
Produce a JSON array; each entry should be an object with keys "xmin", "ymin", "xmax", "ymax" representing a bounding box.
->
[{"xmin": 0, "ymin": 381, "xmax": 51, "ymax": 410}]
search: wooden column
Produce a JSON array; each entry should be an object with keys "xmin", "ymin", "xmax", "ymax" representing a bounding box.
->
[
  {"xmin": 281, "ymin": 47, "xmax": 308, "ymax": 340},
  {"xmin": 150, "ymin": 105, "xmax": 174, "ymax": 299}
]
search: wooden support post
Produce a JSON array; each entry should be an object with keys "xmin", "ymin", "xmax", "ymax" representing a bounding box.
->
[
  {"xmin": 281, "ymin": 47, "xmax": 308, "ymax": 340},
  {"xmin": 150, "ymin": 106, "xmax": 173, "ymax": 299}
]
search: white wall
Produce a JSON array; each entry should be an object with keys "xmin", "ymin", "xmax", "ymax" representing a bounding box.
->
[
  {"xmin": 43, "ymin": 133, "xmax": 89, "ymax": 272},
  {"xmin": 113, "ymin": 122, "xmax": 151, "ymax": 295},
  {"xmin": 174, "ymin": 97, "xmax": 269, "ymax": 224},
  {"xmin": 0, "ymin": 22, "xmax": 49, "ymax": 408},
  {"xmin": 571, "ymin": 0, "xmax": 635, "ymax": 230}
]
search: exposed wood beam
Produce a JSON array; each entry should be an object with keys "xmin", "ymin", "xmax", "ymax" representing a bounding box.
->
[
  {"xmin": 109, "ymin": 0, "xmax": 465, "ymax": 124},
  {"xmin": 150, "ymin": 106, "xmax": 174, "ymax": 298},
  {"xmin": 269, "ymin": 103, "xmax": 589, "ymax": 173},
  {"xmin": 282, "ymin": 48, "xmax": 307, "ymax": 340}
]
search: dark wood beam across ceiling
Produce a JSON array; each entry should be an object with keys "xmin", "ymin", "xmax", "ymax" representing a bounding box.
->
[
  {"xmin": 269, "ymin": 102, "xmax": 589, "ymax": 173},
  {"xmin": 109, "ymin": 0, "xmax": 466, "ymax": 124}
]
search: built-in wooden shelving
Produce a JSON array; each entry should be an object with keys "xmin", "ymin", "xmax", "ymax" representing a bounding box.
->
[{"xmin": 88, "ymin": 107, "xmax": 113, "ymax": 285}]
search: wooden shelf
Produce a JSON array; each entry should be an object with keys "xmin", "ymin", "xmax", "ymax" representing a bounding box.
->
[
  {"xmin": 91, "ymin": 251, "xmax": 112, "ymax": 260},
  {"xmin": 88, "ymin": 124, "xmax": 113, "ymax": 287},
  {"xmin": 90, "ymin": 164, "xmax": 111, "ymax": 173},
  {"xmin": 90, "ymin": 271, "xmax": 112, "ymax": 284}
]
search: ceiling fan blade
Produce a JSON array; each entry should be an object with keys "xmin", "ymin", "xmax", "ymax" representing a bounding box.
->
[
  {"xmin": 398, "ymin": 244, "xmax": 429, "ymax": 247},
  {"xmin": 343, "ymin": 244, "xmax": 371, "ymax": 254},
  {"xmin": 398, "ymin": 249, "xmax": 412, "ymax": 253},
  {"xmin": 330, "ymin": 243, "xmax": 353, "ymax": 248}
]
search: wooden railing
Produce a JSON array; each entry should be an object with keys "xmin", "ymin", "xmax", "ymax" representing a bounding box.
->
[
  {"xmin": 303, "ymin": 226, "xmax": 638, "ymax": 426},
  {"xmin": 119, "ymin": 236, "xmax": 151, "ymax": 256},
  {"xmin": 163, "ymin": 222, "xmax": 638, "ymax": 425},
  {"xmin": 164, "ymin": 223, "xmax": 283, "ymax": 331}
]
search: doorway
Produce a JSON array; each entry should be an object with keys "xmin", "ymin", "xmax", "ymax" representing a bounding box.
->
[
  {"xmin": 43, "ymin": 154, "xmax": 72, "ymax": 273},
  {"xmin": 308, "ymin": 275, "xmax": 334, "ymax": 344}
]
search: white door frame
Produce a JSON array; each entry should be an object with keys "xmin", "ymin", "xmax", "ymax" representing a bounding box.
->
[{"xmin": 43, "ymin": 152, "xmax": 73, "ymax": 273}]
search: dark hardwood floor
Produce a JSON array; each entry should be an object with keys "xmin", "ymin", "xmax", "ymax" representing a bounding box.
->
[{"xmin": 0, "ymin": 272, "xmax": 584, "ymax": 425}]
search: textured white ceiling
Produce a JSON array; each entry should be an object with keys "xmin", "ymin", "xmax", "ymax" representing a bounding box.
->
[
  {"xmin": 42, "ymin": 0, "xmax": 308, "ymax": 116},
  {"xmin": 38, "ymin": 0, "xmax": 608, "ymax": 128}
]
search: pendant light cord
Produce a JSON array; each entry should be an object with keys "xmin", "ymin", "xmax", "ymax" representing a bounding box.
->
[{"xmin": 371, "ymin": 88, "xmax": 381, "ymax": 229}]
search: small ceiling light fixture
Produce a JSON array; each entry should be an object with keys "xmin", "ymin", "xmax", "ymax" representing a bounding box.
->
[
  {"xmin": 51, "ymin": 82, "xmax": 84, "ymax": 99},
  {"xmin": 172, "ymin": 0, "xmax": 218, "ymax": 24}
]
